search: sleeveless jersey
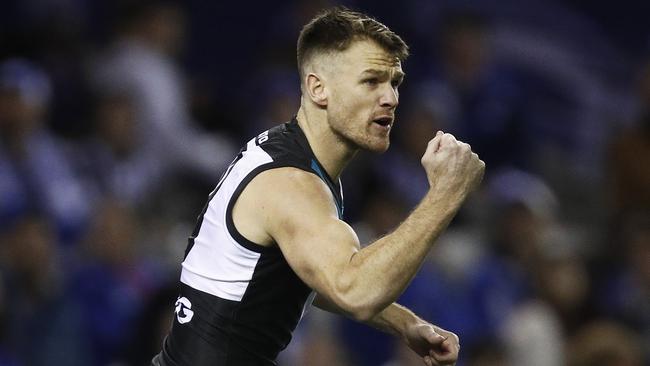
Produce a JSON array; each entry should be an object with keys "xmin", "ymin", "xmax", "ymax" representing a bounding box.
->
[{"xmin": 157, "ymin": 119, "xmax": 344, "ymax": 365}]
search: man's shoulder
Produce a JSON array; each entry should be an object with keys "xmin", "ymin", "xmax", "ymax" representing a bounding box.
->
[
  {"xmin": 249, "ymin": 120, "xmax": 312, "ymax": 170},
  {"xmin": 246, "ymin": 166, "xmax": 339, "ymax": 220}
]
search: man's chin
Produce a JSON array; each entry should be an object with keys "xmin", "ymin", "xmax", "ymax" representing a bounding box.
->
[
  {"xmin": 335, "ymin": 128, "xmax": 390, "ymax": 153},
  {"xmin": 362, "ymin": 139, "xmax": 390, "ymax": 153}
]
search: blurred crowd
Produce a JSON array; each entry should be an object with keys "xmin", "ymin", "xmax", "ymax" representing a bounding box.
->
[{"xmin": 1, "ymin": 0, "xmax": 649, "ymax": 365}]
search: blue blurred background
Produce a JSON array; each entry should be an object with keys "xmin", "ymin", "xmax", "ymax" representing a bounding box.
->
[{"xmin": 1, "ymin": 0, "xmax": 649, "ymax": 365}]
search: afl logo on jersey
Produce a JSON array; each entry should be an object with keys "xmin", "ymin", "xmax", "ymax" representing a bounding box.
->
[
  {"xmin": 257, "ymin": 130, "xmax": 269, "ymax": 144},
  {"xmin": 175, "ymin": 297, "xmax": 194, "ymax": 324}
]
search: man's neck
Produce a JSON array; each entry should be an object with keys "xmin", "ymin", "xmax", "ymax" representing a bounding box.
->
[{"xmin": 296, "ymin": 106, "xmax": 357, "ymax": 181}]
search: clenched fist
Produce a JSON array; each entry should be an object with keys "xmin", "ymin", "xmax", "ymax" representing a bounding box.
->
[
  {"xmin": 403, "ymin": 321, "xmax": 460, "ymax": 366},
  {"xmin": 421, "ymin": 131, "xmax": 485, "ymax": 202}
]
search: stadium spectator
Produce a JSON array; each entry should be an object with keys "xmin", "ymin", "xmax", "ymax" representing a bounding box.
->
[
  {"xmin": 0, "ymin": 58, "xmax": 91, "ymax": 244},
  {"xmin": 567, "ymin": 320, "xmax": 644, "ymax": 366},
  {"xmin": 607, "ymin": 58, "xmax": 650, "ymax": 216},
  {"xmin": 415, "ymin": 11, "xmax": 530, "ymax": 172},
  {"xmin": 0, "ymin": 215, "xmax": 90, "ymax": 365},
  {"xmin": 73, "ymin": 92, "xmax": 166, "ymax": 206},
  {"xmin": 69, "ymin": 200, "xmax": 165, "ymax": 365},
  {"xmin": 90, "ymin": 1, "xmax": 236, "ymax": 185}
]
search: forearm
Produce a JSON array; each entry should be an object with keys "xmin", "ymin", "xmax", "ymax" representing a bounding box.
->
[
  {"xmin": 364, "ymin": 302, "xmax": 420, "ymax": 337},
  {"xmin": 313, "ymin": 295, "xmax": 419, "ymax": 338},
  {"xmin": 340, "ymin": 189, "xmax": 461, "ymax": 318}
]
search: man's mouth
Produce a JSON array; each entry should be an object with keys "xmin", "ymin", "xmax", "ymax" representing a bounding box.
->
[{"xmin": 372, "ymin": 116, "xmax": 393, "ymax": 127}]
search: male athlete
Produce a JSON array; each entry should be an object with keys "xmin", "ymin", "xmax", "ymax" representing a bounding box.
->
[{"xmin": 153, "ymin": 7, "xmax": 484, "ymax": 366}]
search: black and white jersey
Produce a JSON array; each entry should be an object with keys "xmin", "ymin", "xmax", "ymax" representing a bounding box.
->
[{"xmin": 157, "ymin": 119, "xmax": 344, "ymax": 366}]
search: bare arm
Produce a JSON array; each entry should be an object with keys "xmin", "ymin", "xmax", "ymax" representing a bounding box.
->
[
  {"xmin": 313, "ymin": 295, "xmax": 460, "ymax": 366},
  {"xmin": 235, "ymin": 132, "xmax": 483, "ymax": 322},
  {"xmin": 312, "ymin": 295, "xmax": 414, "ymax": 336}
]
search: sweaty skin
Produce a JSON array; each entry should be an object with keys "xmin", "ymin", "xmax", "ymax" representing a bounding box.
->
[{"xmin": 233, "ymin": 39, "xmax": 482, "ymax": 366}]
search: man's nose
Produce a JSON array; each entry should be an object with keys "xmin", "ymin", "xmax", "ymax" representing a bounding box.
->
[{"xmin": 379, "ymin": 85, "xmax": 398, "ymax": 108}]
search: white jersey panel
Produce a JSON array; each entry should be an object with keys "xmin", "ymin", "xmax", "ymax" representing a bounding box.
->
[{"xmin": 180, "ymin": 139, "xmax": 273, "ymax": 301}]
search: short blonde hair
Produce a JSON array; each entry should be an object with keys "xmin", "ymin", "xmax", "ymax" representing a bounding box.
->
[{"xmin": 296, "ymin": 7, "xmax": 409, "ymax": 79}]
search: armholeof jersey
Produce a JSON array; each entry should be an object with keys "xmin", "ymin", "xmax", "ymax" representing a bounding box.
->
[
  {"xmin": 225, "ymin": 162, "xmax": 286, "ymax": 253},
  {"xmin": 225, "ymin": 162, "xmax": 341, "ymax": 253}
]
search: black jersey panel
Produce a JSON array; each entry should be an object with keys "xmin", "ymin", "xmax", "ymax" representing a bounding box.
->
[{"xmin": 165, "ymin": 119, "xmax": 344, "ymax": 366}]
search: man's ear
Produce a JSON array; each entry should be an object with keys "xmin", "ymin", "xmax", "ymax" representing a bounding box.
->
[{"xmin": 305, "ymin": 73, "xmax": 328, "ymax": 107}]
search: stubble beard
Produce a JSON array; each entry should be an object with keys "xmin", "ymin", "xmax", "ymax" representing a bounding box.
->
[{"xmin": 328, "ymin": 115, "xmax": 391, "ymax": 153}]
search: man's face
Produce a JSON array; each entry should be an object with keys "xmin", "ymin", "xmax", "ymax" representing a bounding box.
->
[{"xmin": 323, "ymin": 39, "xmax": 404, "ymax": 153}]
